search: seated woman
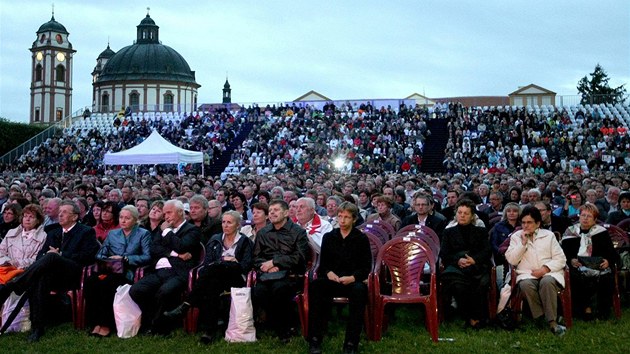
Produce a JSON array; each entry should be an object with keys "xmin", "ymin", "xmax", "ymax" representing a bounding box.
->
[
  {"xmin": 440, "ymin": 199, "xmax": 491, "ymax": 329},
  {"xmin": 0, "ymin": 204, "xmax": 22, "ymax": 241},
  {"xmin": 307, "ymin": 202, "xmax": 372, "ymax": 354},
  {"xmin": 93, "ymin": 201, "xmax": 120, "ymax": 243},
  {"xmin": 505, "ymin": 206, "xmax": 567, "ymax": 335},
  {"xmin": 240, "ymin": 202, "xmax": 269, "ymax": 242},
  {"xmin": 164, "ymin": 210, "xmax": 253, "ymax": 344},
  {"xmin": 83, "ymin": 205, "xmax": 152, "ymax": 337},
  {"xmin": 561, "ymin": 203, "xmax": 619, "ymax": 320},
  {"xmin": 231, "ymin": 192, "xmax": 251, "ymax": 221},
  {"xmin": 490, "ymin": 202, "xmax": 521, "ymax": 266},
  {"xmin": 0, "ymin": 204, "xmax": 47, "ymax": 278},
  {"xmin": 553, "ymin": 192, "xmax": 583, "ymax": 219},
  {"xmin": 141, "ymin": 200, "xmax": 165, "ymax": 237}
]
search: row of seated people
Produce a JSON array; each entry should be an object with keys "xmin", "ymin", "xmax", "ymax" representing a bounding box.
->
[{"xmin": 0, "ymin": 189, "xmax": 626, "ymax": 350}]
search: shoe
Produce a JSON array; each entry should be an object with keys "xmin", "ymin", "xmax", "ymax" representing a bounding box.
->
[
  {"xmin": 28, "ymin": 328, "xmax": 45, "ymax": 343},
  {"xmin": 551, "ymin": 324, "xmax": 566, "ymax": 337},
  {"xmin": 199, "ymin": 332, "xmax": 217, "ymax": 345},
  {"xmin": 343, "ymin": 342, "xmax": 358, "ymax": 354},
  {"xmin": 309, "ymin": 338, "xmax": 323, "ymax": 354},
  {"xmin": 163, "ymin": 302, "xmax": 190, "ymax": 320}
]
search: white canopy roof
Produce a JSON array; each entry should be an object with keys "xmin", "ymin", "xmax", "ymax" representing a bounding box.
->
[{"xmin": 103, "ymin": 130, "xmax": 203, "ymax": 165}]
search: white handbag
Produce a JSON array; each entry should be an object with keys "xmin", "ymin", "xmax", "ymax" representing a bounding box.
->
[
  {"xmin": 224, "ymin": 287, "xmax": 256, "ymax": 342},
  {"xmin": 113, "ymin": 284, "xmax": 142, "ymax": 338}
]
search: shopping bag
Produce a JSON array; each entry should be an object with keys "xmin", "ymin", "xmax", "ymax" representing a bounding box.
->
[
  {"xmin": 0, "ymin": 293, "xmax": 30, "ymax": 333},
  {"xmin": 224, "ymin": 287, "xmax": 256, "ymax": 342},
  {"xmin": 113, "ymin": 284, "xmax": 141, "ymax": 338}
]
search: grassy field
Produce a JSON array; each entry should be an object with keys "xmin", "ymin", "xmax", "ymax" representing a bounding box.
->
[{"xmin": 2, "ymin": 304, "xmax": 629, "ymax": 354}]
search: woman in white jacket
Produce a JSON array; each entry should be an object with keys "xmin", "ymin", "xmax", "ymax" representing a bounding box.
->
[{"xmin": 505, "ymin": 205, "xmax": 567, "ymax": 336}]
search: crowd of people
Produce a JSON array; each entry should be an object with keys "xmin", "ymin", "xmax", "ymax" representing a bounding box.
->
[{"xmin": 0, "ymin": 100, "xmax": 629, "ymax": 351}]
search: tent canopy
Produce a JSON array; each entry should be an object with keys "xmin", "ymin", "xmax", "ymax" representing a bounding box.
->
[{"xmin": 103, "ymin": 130, "xmax": 203, "ymax": 165}]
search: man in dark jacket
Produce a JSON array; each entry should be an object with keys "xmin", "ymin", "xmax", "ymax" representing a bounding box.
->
[
  {"xmin": 0, "ymin": 200, "xmax": 99, "ymax": 342},
  {"xmin": 129, "ymin": 199, "xmax": 201, "ymax": 334},
  {"xmin": 402, "ymin": 193, "xmax": 448, "ymax": 239},
  {"xmin": 253, "ymin": 199, "xmax": 309, "ymax": 343}
]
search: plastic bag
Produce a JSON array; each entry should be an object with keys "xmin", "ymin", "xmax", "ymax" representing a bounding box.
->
[
  {"xmin": 113, "ymin": 284, "xmax": 141, "ymax": 338},
  {"xmin": 224, "ymin": 287, "xmax": 256, "ymax": 342},
  {"xmin": 0, "ymin": 293, "xmax": 30, "ymax": 333}
]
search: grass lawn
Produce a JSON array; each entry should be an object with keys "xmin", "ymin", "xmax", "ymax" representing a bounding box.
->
[{"xmin": 1, "ymin": 304, "xmax": 629, "ymax": 353}]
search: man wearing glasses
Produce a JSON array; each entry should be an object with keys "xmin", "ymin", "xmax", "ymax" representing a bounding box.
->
[
  {"xmin": 402, "ymin": 193, "xmax": 447, "ymax": 239},
  {"xmin": 534, "ymin": 201, "xmax": 571, "ymax": 235}
]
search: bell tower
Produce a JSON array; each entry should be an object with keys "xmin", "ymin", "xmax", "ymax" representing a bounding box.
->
[
  {"xmin": 30, "ymin": 9, "xmax": 75, "ymax": 124},
  {"xmin": 222, "ymin": 76, "xmax": 232, "ymax": 104}
]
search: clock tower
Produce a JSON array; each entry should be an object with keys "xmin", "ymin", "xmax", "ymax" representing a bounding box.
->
[{"xmin": 30, "ymin": 11, "xmax": 75, "ymax": 124}]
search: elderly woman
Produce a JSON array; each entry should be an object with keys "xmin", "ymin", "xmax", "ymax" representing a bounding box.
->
[
  {"xmin": 83, "ymin": 205, "xmax": 152, "ymax": 337},
  {"xmin": 240, "ymin": 202, "xmax": 269, "ymax": 242},
  {"xmin": 93, "ymin": 201, "xmax": 120, "ymax": 242},
  {"xmin": 440, "ymin": 199, "xmax": 492, "ymax": 329},
  {"xmin": 490, "ymin": 202, "xmax": 521, "ymax": 266},
  {"xmin": 164, "ymin": 210, "xmax": 253, "ymax": 344},
  {"xmin": 0, "ymin": 204, "xmax": 22, "ymax": 241},
  {"xmin": 0, "ymin": 205, "xmax": 47, "ymax": 276},
  {"xmin": 561, "ymin": 203, "xmax": 619, "ymax": 320},
  {"xmin": 307, "ymin": 202, "xmax": 372, "ymax": 354},
  {"xmin": 231, "ymin": 192, "xmax": 251, "ymax": 221},
  {"xmin": 505, "ymin": 206, "xmax": 567, "ymax": 335}
]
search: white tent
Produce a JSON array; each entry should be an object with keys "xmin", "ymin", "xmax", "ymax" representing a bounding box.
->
[{"xmin": 103, "ymin": 130, "xmax": 204, "ymax": 173}]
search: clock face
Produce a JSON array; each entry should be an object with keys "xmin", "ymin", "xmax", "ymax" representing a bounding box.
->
[
  {"xmin": 56, "ymin": 52, "xmax": 66, "ymax": 62},
  {"xmin": 39, "ymin": 34, "xmax": 46, "ymax": 43},
  {"xmin": 56, "ymin": 34, "xmax": 63, "ymax": 44},
  {"xmin": 36, "ymin": 52, "xmax": 43, "ymax": 61}
]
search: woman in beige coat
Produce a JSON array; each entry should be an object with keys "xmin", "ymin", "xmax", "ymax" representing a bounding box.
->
[{"xmin": 505, "ymin": 205, "xmax": 567, "ymax": 336}]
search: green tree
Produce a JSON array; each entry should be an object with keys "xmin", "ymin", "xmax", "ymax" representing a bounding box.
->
[{"xmin": 577, "ymin": 64, "xmax": 626, "ymax": 105}]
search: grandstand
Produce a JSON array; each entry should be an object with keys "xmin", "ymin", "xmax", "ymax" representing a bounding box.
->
[{"xmin": 1, "ymin": 100, "xmax": 629, "ymax": 177}]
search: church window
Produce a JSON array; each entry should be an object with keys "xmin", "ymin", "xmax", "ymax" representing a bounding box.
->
[
  {"xmin": 35, "ymin": 64, "xmax": 43, "ymax": 82},
  {"xmin": 55, "ymin": 65, "xmax": 65, "ymax": 82}
]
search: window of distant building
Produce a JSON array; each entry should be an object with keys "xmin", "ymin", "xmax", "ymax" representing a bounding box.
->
[
  {"xmin": 102, "ymin": 93, "xmax": 110, "ymax": 112},
  {"xmin": 34, "ymin": 108, "xmax": 40, "ymax": 122},
  {"xmin": 56, "ymin": 108, "xmax": 63, "ymax": 121},
  {"xmin": 55, "ymin": 65, "xmax": 65, "ymax": 82},
  {"xmin": 35, "ymin": 64, "xmax": 43, "ymax": 82},
  {"xmin": 163, "ymin": 91, "xmax": 174, "ymax": 112},
  {"xmin": 129, "ymin": 91, "xmax": 140, "ymax": 111}
]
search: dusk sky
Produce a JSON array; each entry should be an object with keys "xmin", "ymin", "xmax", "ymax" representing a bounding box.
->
[{"xmin": 1, "ymin": 0, "xmax": 628, "ymax": 122}]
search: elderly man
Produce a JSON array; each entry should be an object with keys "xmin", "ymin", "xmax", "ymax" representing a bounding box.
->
[
  {"xmin": 188, "ymin": 195, "xmax": 222, "ymax": 244},
  {"xmin": 43, "ymin": 197, "xmax": 62, "ymax": 232},
  {"xmin": 295, "ymin": 197, "xmax": 333, "ymax": 253},
  {"xmin": 243, "ymin": 185, "xmax": 258, "ymax": 208},
  {"xmin": 402, "ymin": 193, "xmax": 447, "ymax": 239},
  {"xmin": 596, "ymin": 186, "xmax": 621, "ymax": 221},
  {"xmin": 478, "ymin": 184, "xmax": 490, "ymax": 204},
  {"xmin": 606, "ymin": 192, "xmax": 630, "ymax": 225},
  {"xmin": 0, "ymin": 200, "xmax": 99, "ymax": 342},
  {"xmin": 482, "ymin": 191, "xmax": 504, "ymax": 216},
  {"xmin": 130, "ymin": 200, "xmax": 201, "ymax": 334},
  {"xmin": 253, "ymin": 199, "xmax": 309, "ymax": 343},
  {"xmin": 366, "ymin": 196, "xmax": 401, "ymax": 232}
]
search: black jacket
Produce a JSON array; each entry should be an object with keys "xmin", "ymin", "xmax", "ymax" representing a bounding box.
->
[
  {"xmin": 150, "ymin": 221, "xmax": 201, "ymax": 277},
  {"xmin": 205, "ymin": 233, "xmax": 254, "ymax": 275},
  {"xmin": 317, "ymin": 227, "xmax": 372, "ymax": 282},
  {"xmin": 38, "ymin": 222, "xmax": 99, "ymax": 268},
  {"xmin": 254, "ymin": 219, "xmax": 309, "ymax": 275}
]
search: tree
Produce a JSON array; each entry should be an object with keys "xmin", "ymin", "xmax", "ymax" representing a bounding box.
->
[{"xmin": 577, "ymin": 64, "xmax": 626, "ymax": 105}]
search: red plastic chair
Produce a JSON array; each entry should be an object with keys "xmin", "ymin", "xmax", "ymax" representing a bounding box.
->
[
  {"xmin": 602, "ymin": 224, "xmax": 626, "ymax": 319},
  {"xmin": 509, "ymin": 265, "xmax": 573, "ymax": 328},
  {"xmin": 370, "ymin": 237, "xmax": 438, "ymax": 342},
  {"xmin": 358, "ymin": 223, "xmax": 390, "ymax": 245}
]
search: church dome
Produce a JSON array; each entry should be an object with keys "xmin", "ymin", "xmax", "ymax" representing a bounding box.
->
[
  {"xmin": 97, "ymin": 45, "xmax": 116, "ymax": 59},
  {"xmin": 95, "ymin": 14, "xmax": 198, "ymax": 86},
  {"xmin": 37, "ymin": 15, "xmax": 68, "ymax": 34}
]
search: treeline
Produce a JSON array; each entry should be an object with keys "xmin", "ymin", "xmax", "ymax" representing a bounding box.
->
[{"xmin": 0, "ymin": 118, "xmax": 46, "ymax": 156}]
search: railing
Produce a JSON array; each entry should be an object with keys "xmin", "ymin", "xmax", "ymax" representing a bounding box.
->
[{"xmin": 0, "ymin": 107, "xmax": 88, "ymax": 164}]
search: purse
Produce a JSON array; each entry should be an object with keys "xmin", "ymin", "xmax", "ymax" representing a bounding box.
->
[
  {"xmin": 578, "ymin": 256, "xmax": 603, "ymax": 270},
  {"xmin": 98, "ymin": 258, "xmax": 125, "ymax": 274}
]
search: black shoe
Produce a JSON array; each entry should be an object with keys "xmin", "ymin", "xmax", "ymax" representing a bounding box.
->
[
  {"xmin": 163, "ymin": 303, "xmax": 190, "ymax": 320},
  {"xmin": 199, "ymin": 332, "xmax": 217, "ymax": 345},
  {"xmin": 28, "ymin": 328, "xmax": 45, "ymax": 343},
  {"xmin": 309, "ymin": 337, "xmax": 323, "ymax": 354},
  {"xmin": 343, "ymin": 342, "xmax": 358, "ymax": 354}
]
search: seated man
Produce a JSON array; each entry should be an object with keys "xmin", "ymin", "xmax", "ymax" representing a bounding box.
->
[
  {"xmin": 253, "ymin": 199, "xmax": 309, "ymax": 343},
  {"xmin": 402, "ymin": 193, "xmax": 447, "ymax": 239},
  {"xmin": 129, "ymin": 199, "xmax": 201, "ymax": 334},
  {"xmin": 295, "ymin": 197, "xmax": 333, "ymax": 254},
  {"xmin": 0, "ymin": 200, "xmax": 99, "ymax": 342}
]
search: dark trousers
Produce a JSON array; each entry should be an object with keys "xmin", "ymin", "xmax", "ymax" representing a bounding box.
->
[
  {"xmin": 570, "ymin": 270, "xmax": 614, "ymax": 317},
  {"xmin": 9, "ymin": 253, "xmax": 81, "ymax": 329},
  {"xmin": 308, "ymin": 279, "xmax": 368, "ymax": 345},
  {"xmin": 83, "ymin": 273, "xmax": 129, "ymax": 329},
  {"xmin": 129, "ymin": 268, "xmax": 187, "ymax": 329},
  {"xmin": 442, "ymin": 272, "xmax": 489, "ymax": 321},
  {"xmin": 188, "ymin": 262, "xmax": 244, "ymax": 332},
  {"xmin": 253, "ymin": 277, "xmax": 297, "ymax": 336}
]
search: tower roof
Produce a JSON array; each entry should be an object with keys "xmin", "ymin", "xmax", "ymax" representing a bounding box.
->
[{"xmin": 37, "ymin": 15, "xmax": 68, "ymax": 34}]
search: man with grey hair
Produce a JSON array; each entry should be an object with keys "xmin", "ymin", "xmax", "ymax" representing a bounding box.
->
[
  {"xmin": 596, "ymin": 186, "xmax": 621, "ymax": 221},
  {"xmin": 43, "ymin": 197, "xmax": 62, "ymax": 232},
  {"xmin": 528, "ymin": 188, "xmax": 542, "ymax": 203},
  {"xmin": 130, "ymin": 199, "xmax": 201, "ymax": 335},
  {"xmin": 478, "ymin": 184, "xmax": 490, "ymax": 204},
  {"xmin": 295, "ymin": 197, "xmax": 332, "ymax": 253}
]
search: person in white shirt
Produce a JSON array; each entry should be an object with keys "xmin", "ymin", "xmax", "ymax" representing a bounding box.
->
[{"xmin": 295, "ymin": 197, "xmax": 333, "ymax": 253}]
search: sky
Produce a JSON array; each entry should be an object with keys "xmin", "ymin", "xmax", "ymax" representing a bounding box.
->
[{"xmin": 0, "ymin": 0, "xmax": 628, "ymax": 123}]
